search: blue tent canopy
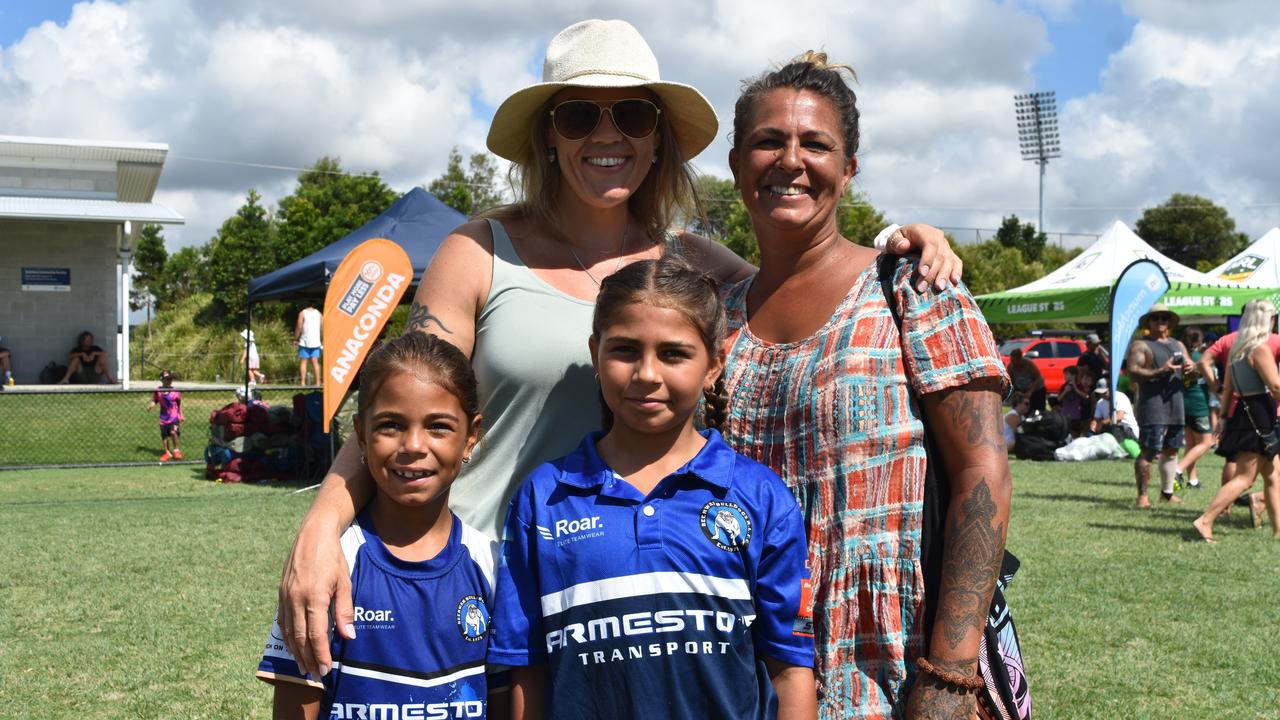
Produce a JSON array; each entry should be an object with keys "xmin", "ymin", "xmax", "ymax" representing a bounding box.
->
[{"xmin": 247, "ymin": 187, "xmax": 466, "ymax": 303}]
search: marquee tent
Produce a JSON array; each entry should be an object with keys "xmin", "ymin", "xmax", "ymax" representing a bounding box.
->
[
  {"xmin": 1210, "ymin": 227, "xmax": 1280, "ymax": 287},
  {"xmin": 247, "ymin": 187, "xmax": 465, "ymax": 303},
  {"xmin": 976, "ymin": 221, "xmax": 1278, "ymax": 324}
]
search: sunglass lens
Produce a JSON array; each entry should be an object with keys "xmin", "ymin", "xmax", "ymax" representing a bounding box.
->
[
  {"xmin": 553, "ymin": 101, "xmax": 602, "ymax": 140},
  {"xmin": 612, "ymin": 99, "xmax": 659, "ymax": 139}
]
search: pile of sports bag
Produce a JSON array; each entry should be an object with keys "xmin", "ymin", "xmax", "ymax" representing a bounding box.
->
[{"xmin": 203, "ymin": 397, "xmax": 302, "ymax": 483}]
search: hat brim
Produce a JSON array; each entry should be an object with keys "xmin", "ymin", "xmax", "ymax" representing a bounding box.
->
[
  {"xmin": 1140, "ymin": 311, "xmax": 1179, "ymax": 327},
  {"xmin": 486, "ymin": 74, "xmax": 719, "ymax": 163}
]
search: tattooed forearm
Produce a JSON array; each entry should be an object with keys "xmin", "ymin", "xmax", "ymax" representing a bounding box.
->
[
  {"xmin": 404, "ymin": 301, "xmax": 453, "ymax": 336},
  {"xmin": 906, "ymin": 657, "xmax": 977, "ymax": 719},
  {"xmin": 938, "ymin": 480, "xmax": 1004, "ymax": 650},
  {"xmin": 939, "ymin": 390, "xmax": 1004, "ymax": 453}
]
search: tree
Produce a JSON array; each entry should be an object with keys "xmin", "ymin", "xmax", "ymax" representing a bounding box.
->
[
  {"xmin": 838, "ymin": 191, "xmax": 892, "ymax": 247},
  {"xmin": 956, "ymin": 239, "xmax": 1082, "ymax": 297},
  {"xmin": 160, "ymin": 246, "xmax": 205, "ymax": 308},
  {"xmin": 427, "ymin": 147, "xmax": 506, "ymax": 216},
  {"xmin": 205, "ymin": 189, "xmax": 279, "ymax": 321},
  {"xmin": 276, "ymin": 156, "xmax": 398, "ymax": 267},
  {"xmin": 994, "ymin": 215, "xmax": 1047, "ymax": 262},
  {"xmin": 130, "ymin": 224, "xmax": 168, "ymax": 311},
  {"xmin": 1136, "ymin": 193, "xmax": 1248, "ymax": 271}
]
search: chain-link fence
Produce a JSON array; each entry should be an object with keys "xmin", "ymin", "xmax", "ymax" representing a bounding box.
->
[{"xmin": 0, "ymin": 386, "xmax": 347, "ymax": 473}]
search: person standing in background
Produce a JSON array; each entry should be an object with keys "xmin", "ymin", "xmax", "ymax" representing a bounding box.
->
[
  {"xmin": 295, "ymin": 304, "xmax": 323, "ymax": 386},
  {"xmin": 1177, "ymin": 327, "xmax": 1213, "ymax": 489},
  {"xmin": 1126, "ymin": 304, "xmax": 1192, "ymax": 508},
  {"xmin": 1007, "ymin": 348, "xmax": 1046, "ymax": 413},
  {"xmin": 239, "ymin": 329, "xmax": 266, "ymax": 385}
]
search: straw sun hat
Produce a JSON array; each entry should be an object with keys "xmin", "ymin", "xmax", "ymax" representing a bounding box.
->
[
  {"xmin": 1139, "ymin": 303, "xmax": 1179, "ymax": 328},
  {"xmin": 485, "ymin": 19, "xmax": 718, "ymax": 164}
]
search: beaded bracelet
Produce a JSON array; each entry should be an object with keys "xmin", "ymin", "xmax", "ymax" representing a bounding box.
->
[{"xmin": 916, "ymin": 657, "xmax": 985, "ymax": 692}]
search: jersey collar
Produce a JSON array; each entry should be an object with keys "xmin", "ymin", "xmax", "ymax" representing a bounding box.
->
[{"xmin": 557, "ymin": 429, "xmax": 739, "ymax": 491}]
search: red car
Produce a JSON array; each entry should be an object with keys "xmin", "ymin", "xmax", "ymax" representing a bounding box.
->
[{"xmin": 999, "ymin": 337, "xmax": 1089, "ymax": 394}]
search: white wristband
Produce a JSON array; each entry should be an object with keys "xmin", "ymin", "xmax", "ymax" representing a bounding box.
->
[{"xmin": 873, "ymin": 223, "xmax": 902, "ymax": 251}]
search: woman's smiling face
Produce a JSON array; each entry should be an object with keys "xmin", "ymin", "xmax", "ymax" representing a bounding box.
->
[
  {"xmin": 729, "ymin": 88, "xmax": 856, "ymax": 237},
  {"xmin": 547, "ymin": 86, "xmax": 662, "ymax": 211}
]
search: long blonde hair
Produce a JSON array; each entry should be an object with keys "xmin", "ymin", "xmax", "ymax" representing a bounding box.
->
[
  {"xmin": 1229, "ymin": 299, "xmax": 1277, "ymax": 365},
  {"xmin": 481, "ymin": 94, "xmax": 703, "ymax": 240}
]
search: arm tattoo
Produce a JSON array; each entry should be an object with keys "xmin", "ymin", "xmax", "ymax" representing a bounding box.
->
[
  {"xmin": 940, "ymin": 391, "xmax": 1004, "ymax": 453},
  {"xmin": 938, "ymin": 480, "xmax": 1004, "ymax": 650},
  {"xmin": 405, "ymin": 301, "xmax": 453, "ymax": 336}
]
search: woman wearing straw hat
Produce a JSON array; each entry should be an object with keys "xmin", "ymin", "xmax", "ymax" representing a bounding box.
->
[{"xmin": 276, "ymin": 18, "xmax": 960, "ymax": 684}]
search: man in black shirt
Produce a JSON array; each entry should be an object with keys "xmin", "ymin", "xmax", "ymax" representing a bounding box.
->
[
  {"xmin": 1076, "ymin": 332, "xmax": 1109, "ymax": 383},
  {"xmin": 58, "ymin": 331, "xmax": 116, "ymax": 384}
]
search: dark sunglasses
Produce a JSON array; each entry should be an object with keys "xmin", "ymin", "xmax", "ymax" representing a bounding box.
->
[{"xmin": 549, "ymin": 99, "xmax": 661, "ymax": 141}]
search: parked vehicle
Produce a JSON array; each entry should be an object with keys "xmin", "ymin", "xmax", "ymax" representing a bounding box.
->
[{"xmin": 999, "ymin": 336, "xmax": 1089, "ymax": 394}]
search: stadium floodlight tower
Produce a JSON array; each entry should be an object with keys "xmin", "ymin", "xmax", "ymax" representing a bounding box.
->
[{"xmin": 1014, "ymin": 91, "xmax": 1061, "ymax": 234}]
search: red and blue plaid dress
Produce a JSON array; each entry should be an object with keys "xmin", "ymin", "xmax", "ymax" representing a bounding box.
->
[{"xmin": 720, "ymin": 257, "xmax": 1006, "ymax": 720}]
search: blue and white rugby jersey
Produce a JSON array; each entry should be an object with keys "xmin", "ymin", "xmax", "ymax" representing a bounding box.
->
[
  {"xmin": 257, "ymin": 510, "xmax": 504, "ymax": 719},
  {"xmin": 489, "ymin": 429, "xmax": 813, "ymax": 720}
]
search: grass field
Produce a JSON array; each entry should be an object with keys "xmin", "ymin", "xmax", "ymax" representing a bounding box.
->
[
  {"xmin": 0, "ymin": 388, "xmax": 312, "ymax": 467},
  {"xmin": 1, "ymin": 457, "xmax": 1277, "ymax": 719}
]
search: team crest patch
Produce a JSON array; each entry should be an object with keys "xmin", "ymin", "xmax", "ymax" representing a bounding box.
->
[
  {"xmin": 456, "ymin": 596, "xmax": 489, "ymax": 642},
  {"xmin": 700, "ymin": 501, "xmax": 752, "ymax": 552}
]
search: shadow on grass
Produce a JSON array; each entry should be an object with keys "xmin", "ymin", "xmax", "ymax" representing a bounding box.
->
[
  {"xmin": 1020, "ymin": 491, "xmax": 1135, "ymax": 509},
  {"xmin": 1085, "ymin": 522, "xmax": 1191, "ymax": 537}
]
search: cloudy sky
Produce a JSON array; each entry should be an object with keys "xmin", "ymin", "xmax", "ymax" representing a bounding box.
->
[{"xmin": 2, "ymin": 0, "xmax": 1278, "ymax": 251}]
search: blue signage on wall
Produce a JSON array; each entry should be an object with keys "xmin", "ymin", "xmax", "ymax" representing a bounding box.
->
[{"xmin": 21, "ymin": 267, "xmax": 71, "ymax": 292}]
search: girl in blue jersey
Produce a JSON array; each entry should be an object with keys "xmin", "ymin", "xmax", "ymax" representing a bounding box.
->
[
  {"xmin": 491, "ymin": 257, "xmax": 816, "ymax": 720},
  {"xmin": 258, "ymin": 333, "xmax": 508, "ymax": 719}
]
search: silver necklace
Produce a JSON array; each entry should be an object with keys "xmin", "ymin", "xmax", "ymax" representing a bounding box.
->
[{"xmin": 565, "ymin": 224, "xmax": 629, "ymax": 286}]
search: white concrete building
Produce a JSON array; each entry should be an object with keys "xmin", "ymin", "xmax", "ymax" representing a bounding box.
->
[{"xmin": 0, "ymin": 136, "xmax": 184, "ymax": 385}]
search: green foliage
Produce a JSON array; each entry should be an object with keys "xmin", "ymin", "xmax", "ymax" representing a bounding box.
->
[
  {"xmin": 160, "ymin": 246, "xmax": 205, "ymax": 309},
  {"xmin": 427, "ymin": 146, "xmax": 505, "ymax": 217},
  {"xmin": 689, "ymin": 175, "xmax": 758, "ymax": 264},
  {"xmin": 1136, "ymin": 193, "xmax": 1249, "ymax": 270},
  {"xmin": 130, "ymin": 224, "xmax": 168, "ymax": 311},
  {"xmin": 994, "ymin": 214, "xmax": 1047, "ymax": 262},
  {"xmin": 275, "ymin": 156, "xmax": 398, "ymax": 267},
  {"xmin": 957, "ymin": 239, "xmax": 1082, "ymax": 297},
  {"xmin": 837, "ymin": 191, "xmax": 892, "ymax": 248},
  {"xmin": 130, "ymin": 292, "xmax": 296, "ymax": 383},
  {"xmin": 203, "ymin": 190, "xmax": 280, "ymax": 322}
]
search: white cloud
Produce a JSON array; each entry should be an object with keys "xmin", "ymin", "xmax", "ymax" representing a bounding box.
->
[{"xmin": 2, "ymin": 0, "xmax": 1278, "ymax": 255}]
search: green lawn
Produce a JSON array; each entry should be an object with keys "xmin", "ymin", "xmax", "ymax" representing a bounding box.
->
[
  {"xmin": 0, "ymin": 458, "xmax": 1276, "ymax": 719},
  {"xmin": 0, "ymin": 388, "xmax": 308, "ymax": 467}
]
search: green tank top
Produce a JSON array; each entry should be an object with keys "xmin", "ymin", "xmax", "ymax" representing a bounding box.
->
[{"xmin": 448, "ymin": 219, "xmax": 600, "ymax": 539}]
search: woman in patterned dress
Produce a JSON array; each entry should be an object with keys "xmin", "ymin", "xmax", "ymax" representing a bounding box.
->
[{"xmin": 720, "ymin": 53, "xmax": 1012, "ymax": 720}]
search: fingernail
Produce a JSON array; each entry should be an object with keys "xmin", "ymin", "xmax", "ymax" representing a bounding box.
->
[
  {"xmin": 319, "ymin": 664, "xmax": 330, "ymax": 677},
  {"xmin": 937, "ymin": 278, "xmax": 949, "ymax": 290},
  {"xmin": 918, "ymin": 264, "xmax": 930, "ymax": 276},
  {"xmin": 917, "ymin": 281, "xmax": 928, "ymax": 293},
  {"xmin": 344, "ymin": 623, "xmax": 356, "ymax": 638},
  {"xmin": 897, "ymin": 239, "xmax": 910, "ymax": 251}
]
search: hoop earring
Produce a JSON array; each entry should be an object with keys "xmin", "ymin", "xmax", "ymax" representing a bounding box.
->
[{"xmin": 462, "ymin": 456, "xmax": 471, "ymax": 464}]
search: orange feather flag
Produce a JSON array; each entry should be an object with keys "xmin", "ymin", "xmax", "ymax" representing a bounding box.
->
[{"xmin": 322, "ymin": 238, "xmax": 413, "ymax": 431}]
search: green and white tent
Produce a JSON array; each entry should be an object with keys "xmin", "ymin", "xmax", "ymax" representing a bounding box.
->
[
  {"xmin": 1210, "ymin": 227, "xmax": 1280, "ymax": 287},
  {"xmin": 976, "ymin": 221, "xmax": 1278, "ymax": 324}
]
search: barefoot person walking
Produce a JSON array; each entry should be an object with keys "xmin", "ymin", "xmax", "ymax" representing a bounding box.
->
[{"xmin": 1194, "ymin": 299, "xmax": 1280, "ymax": 542}]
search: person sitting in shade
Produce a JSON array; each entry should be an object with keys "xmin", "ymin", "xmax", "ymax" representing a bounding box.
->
[
  {"xmin": 0, "ymin": 339, "xmax": 12, "ymax": 386},
  {"xmin": 58, "ymin": 331, "xmax": 116, "ymax": 384}
]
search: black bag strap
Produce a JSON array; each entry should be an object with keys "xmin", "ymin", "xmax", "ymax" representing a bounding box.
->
[{"xmin": 876, "ymin": 254, "xmax": 951, "ymax": 650}]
